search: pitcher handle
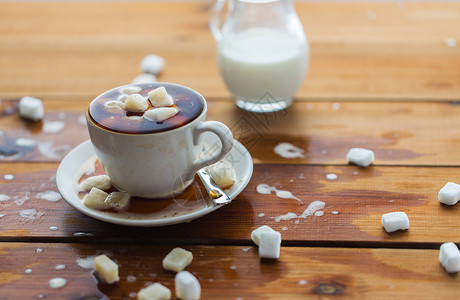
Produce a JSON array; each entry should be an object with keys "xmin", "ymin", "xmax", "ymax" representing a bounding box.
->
[{"xmin": 209, "ymin": 0, "xmax": 227, "ymax": 41}]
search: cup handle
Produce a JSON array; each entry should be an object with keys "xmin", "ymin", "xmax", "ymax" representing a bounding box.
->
[
  {"xmin": 185, "ymin": 121, "xmax": 233, "ymax": 180},
  {"xmin": 209, "ymin": 0, "xmax": 227, "ymax": 41}
]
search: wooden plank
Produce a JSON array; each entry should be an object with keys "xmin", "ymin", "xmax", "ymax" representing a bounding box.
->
[
  {"xmin": 0, "ymin": 2, "xmax": 458, "ymax": 100},
  {"xmin": 1, "ymin": 163, "xmax": 460, "ymax": 245},
  {"xmin": 2, "ymin": 99, "xmax": 460, "ymax": 166},
  {"xmin": 0, "ymin": 242, "xmax": 458, "ymax": 299}
]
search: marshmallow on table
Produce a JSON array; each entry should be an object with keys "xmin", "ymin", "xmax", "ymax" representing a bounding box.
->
[
  {"xmin": 81, "ymin": 175, "xmax": 111, "ymax": 191},
  {"xmin": 259, "ymin": 231, "xmax": 282, "ymax": 259},
  {"xmin": 124, "ymin": 94, "xmax": 149, "ymax": 112},
  {"xmin": 346, "ymin": 148, "xmax": 375, "ymax": 167},
  {"xmin": 381, "ymin": 212, "xmax": 409, "ymax": 233},
  {"xmin": 148, "ymin": 86, "xmax": 174, "ymax": 107},
  {"xmin": 137, "ymin": 283, "xmax": 171, "ymax": 300},
  {"xmin": 93, "ymin": 254, "xmax": 119, "ymax": 284},
  {"xmin": 162, "ymin": 247, "xmax": 193, "ymax": 273},
  {"xmin": 438, "ymin": 182, "xmax": 460, "ymax": 205},
  {"xmin": 205, "ymin": 159, "xmax": 236, "ymax": 189},
  {"xmin": 19, "ymin": 96, "xmax": 44, "ymax": 121},
  {"xmin": 175, "ymin": 271, "xmax": 201, "ymax": 300},
  {"xmin": 439, "ymin": 242, "xmax": 460, "ymax": 273},
  {"xmin": 251, "ymin": 225, "xmax": 276, "ymax": 246},
  {"xmin": 140, "ymin": 54, "xmax": 165, "ymax": 75},
  {"xmin": 84, "ymin": 188, "xmax": 109, "ymax": 210}
]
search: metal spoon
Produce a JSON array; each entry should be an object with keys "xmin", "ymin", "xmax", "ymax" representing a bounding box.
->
[{"xmin": 197, "ymin": 168, "xmax": 232, "ymax": 206}]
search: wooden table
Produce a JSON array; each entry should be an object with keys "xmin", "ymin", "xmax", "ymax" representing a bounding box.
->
[{"xmin": 1, "ymin": 1, "xmax": 460, "ymax": 299}]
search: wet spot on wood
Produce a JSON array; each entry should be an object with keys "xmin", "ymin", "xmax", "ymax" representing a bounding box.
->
[{"xmin": 314, "ymin": 282, "xmax": 346, "ymax": 295}]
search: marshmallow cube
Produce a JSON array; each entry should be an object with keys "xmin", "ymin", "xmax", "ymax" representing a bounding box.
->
[
  {"xmin": 438, "ymin": 182, "xmax": 460, "ymax": 205},
  {"xmin": 81, "ymin": 175, "xmax": 111, "ymax": 191},
  {"xmin": 259, "ymin": 231, "xmax": 281, "ymax": 259},
  {"xmin": 132, "ymin": 73, "xmax": 157, "ymax": 84},
  {"xmin": 19, "ymin": 96, "xmax": 44, "ymax": 121},
  {"xmin": 124, "ymin": 94, "xmax": 149, "ymax": 112},
  {"xmin": 162, "ymin": 248, "xmax": 193, "ymax": 273},
  {"xmin": 346, "ymin": 148, "xmax": 375, "ymax": 167},
  {"xmin": 148, "ymin": 86, "xmax": 174, "ymax": 107},
  {"xmin": 251, "ymin": 225, "xmax": 276, "ymax": 246},
  {"xmin": 121, "ymin": 85, "xmax": 142, "ymax": 95},
  {"xmin": 137, "ymin": 283, "xmax": 171, "ymax": 300},
  {"xmin": 93, "ymin": 254, "xmax": 119, "ymax": 284},
  {"xmin": 140, "ymin": 54, "xmax": 165, "ymax": 75},
  {"xmin": 381, "ymin": 212, "xmax": 409, "ymax": 233},
  {"xmin": 175, "ymin": 271, "xmax": 201, "ymax": 300},
  {"xmin": 84, "ymin": 188, "xmax": 109, "ymax": 210},
  {"xmin": 440, "ymin": 242, "xmax": 460, "ymax": 273},
  {"xmin": 105, "ymin": 192, "xmax": 130, "ymax": 211},
  {"xmin": 205, "ymin": 159, "xmax": 236, "ymax": 189},
  {"xmin": 144, "ymin": 107, "xmax": 178, "ymax": 122}
]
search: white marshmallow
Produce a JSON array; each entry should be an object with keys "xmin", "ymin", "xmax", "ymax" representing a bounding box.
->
[
  {"xmin": 439, "ymin": 242, "xmax": 460, "ymax": 273},
  {"xmin": 259, "ymin": 231, "xmax": 281, "ymax": 259},
  {"xmin": 121, "ymin": 85, "xmax": 142, "ymax": 95},
  {"xmin": 251, "ymin": 225, "xmax": 276, "ymax": 246},
  {"xmin": 144, "ymin": 107, "xmax": 178, "ymax": 122},
  {"xmin": 175, "ymin": 271, "xmax": 201, "ymax": 300},
  {"xmin": 93, "ymin": 254, "xmax": 119, "ymax": 284},
  {"xmin": 104, "ymin": 192, "xmax": 130, "ymax": 211},
  {"xmin": 132, "ymin": 73, "xmax": 157, "ymax": 84},
  {"xmin": 346, "ymin": 148, "xmax": 375, "ymax": 167},
  {"xmin": 162, "ymin": 248, "xmax": 193, "ymax": 273},
  {"xmin": 84, "ymin": 187, "xmax": 109, "ymax": 210},
  {"xmin": 205, "ymin": 160, "xmax": 236, "ymax": 189},
  {"xmin": 140, "ymin": 54, "xmax": 165, "ymax": 75},
  {"xmin": 137, "ymin": 283, "xmax": 171, "ymax": 300},
  {"xmin": 381, "ymin": 212, "xmax": 409, "ymax": 233},
  {"xmin": 124, "ymin": 94, "xmax": 149, "ymax": 112},
  {"xmin": 104, "ymin": 100, "xmax": 125, "ymax": 111},
  {"xmin": 19, "ymin": 96, "xmax": 44, "ymax": 121},
  {"xmin": 438, "ymin": 182, "xmax": 460, "ymax": 205},
  {"xmin": 148, "ymin": 87, "xmax": 174, "ymax": 107},
  {"xmin": 81, "ymin": 175, "xmax": 111, "ymax": 191}
]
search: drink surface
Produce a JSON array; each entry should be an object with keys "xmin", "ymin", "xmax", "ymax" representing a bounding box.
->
[
  {"xmin": 88, "ymin": 83, "xmax": 205, "ymax": 134},
  {"xmin": 218, "ymin": 28, "xmax": 308, "ymax": 103}
]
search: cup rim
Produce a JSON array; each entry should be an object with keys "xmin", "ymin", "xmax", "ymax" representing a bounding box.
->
[{"xmin": 87, "ymin": 82, "xmax": 208, "ymax": 136}]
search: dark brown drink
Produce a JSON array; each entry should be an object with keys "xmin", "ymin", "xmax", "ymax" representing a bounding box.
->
[{"xmin": 88, "ymin": 83, "xmax": 205, "ymax": 134}]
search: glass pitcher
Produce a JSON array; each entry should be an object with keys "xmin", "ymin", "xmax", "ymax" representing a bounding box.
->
[{"xmin": 210, "ymin": 0, "xmax": 309, "ymax": 113}]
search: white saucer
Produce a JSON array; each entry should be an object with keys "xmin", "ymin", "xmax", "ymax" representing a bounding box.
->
[{"xmin": 56, "ymin": 139, "xmax": 253, "ymax": 227}]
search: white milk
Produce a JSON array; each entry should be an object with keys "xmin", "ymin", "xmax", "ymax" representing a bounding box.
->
[{"xmin": 217, "ymin": 28, "xmax": 309, "ymax": 106}]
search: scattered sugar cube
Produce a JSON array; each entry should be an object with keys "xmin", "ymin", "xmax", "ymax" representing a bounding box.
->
[
  {"xmin": 124, "ymin": 94, "xmax": 149, "ymax": 112},
  {"xmin": 137, "ymin": 283, "xmax": 171, "ymax": 300},
  {"xmin": 84, "ymin": 188, "xmax": 109, "ymax": 210},
  {"xmin": 439, "ymin": 242, "xmax": 460, "ymax": 273},
  {"xmin": 144, "ymin": 107, "xmax": 179, "ymax": 122},
  {"xmin": 175, "ymin": 271, "xmax": 201, "ymax": 300},
  {"xmin": 162, "ymin": 248, "xmax": 193, "ymax": 273},
  {"xmin": 251, "ymin": 225, "xmax": 276, "ymax": 246},
  {"xmin": 259, "ymin": 231, "xmax": 281, "ymax": 259},
  {"xmin": 148, "ymin": 87, "xmax": 174, "ymax": 107},
  {"xmin": 81, "ymin": 175, "xmax": 111, "ymax": 191},
  {"xmin": 140, "ymin": 54, "xmax": 165, "ymax": 75},
  {"xmin": 105, "ymin": 192, "xmax": 130, "ymax": 211},
  {"xmin": 205, "ymin": 160, "xmax": 236, "ymax": 189},
  {"xmin": 346, "ymin": 148, "xmax": 375, "ymax": 167},
  {"xmin": 438, "ymin": 182, "xmax": 460, "ymax": 205},
  {"xmin": 381, "ymin": 212, "xmax": 409, "ymax": 233},
  {"xmin": 94, "ymin": 254, "xmax": 120, "ymax": 284},
  {"xmin": 19, "ymin": 96, "xmax": 44, "ymax": 121},
  {"xmin": 132, "ymin": 73, "xmax": 157, "ymax": 84}
]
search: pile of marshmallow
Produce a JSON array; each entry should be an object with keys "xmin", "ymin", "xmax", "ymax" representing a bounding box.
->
[
  {"xmin": 108, "ymin": 86, "xmax": 179, "ymax": 123},
  {"xmin": 94, "ymin": 247, "xmax": 199, "ymax": 300}
]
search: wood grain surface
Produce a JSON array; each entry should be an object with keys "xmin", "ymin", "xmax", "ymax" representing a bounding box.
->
[{"xmin": 1, "ymin": 1, "xmax": 460, "ymax": 299}]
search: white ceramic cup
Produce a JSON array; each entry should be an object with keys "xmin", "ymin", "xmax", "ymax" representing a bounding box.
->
[{"xmin": 86, "ymin": 83, "xmax": 233, "ymax": 199}]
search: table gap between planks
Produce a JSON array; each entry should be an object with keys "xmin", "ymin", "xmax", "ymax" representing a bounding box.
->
[{"xmin": 0, "ymin": 1, "xmax": 459, "ymax": 299}]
